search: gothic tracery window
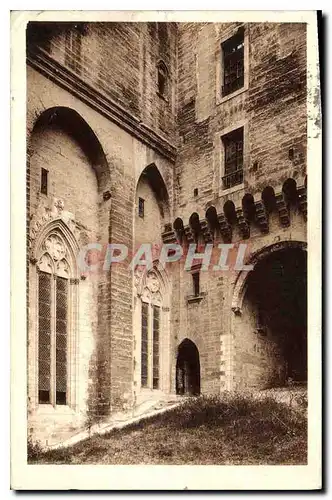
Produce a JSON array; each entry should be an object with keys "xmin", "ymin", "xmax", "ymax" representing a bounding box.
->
[{"xmin": 37, "ymin": 232, "xmax": 76, "ymax": 406}]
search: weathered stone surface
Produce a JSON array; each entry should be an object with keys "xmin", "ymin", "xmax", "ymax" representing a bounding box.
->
[{"xmin": 27, "ymin": 21, "xmax": 307, "ymax": 444}]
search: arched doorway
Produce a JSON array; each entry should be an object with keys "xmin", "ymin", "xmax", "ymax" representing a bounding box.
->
[
  {"xmin": 176, "ymin": 339, "xmax": 200, "ymax": 396},
  {"xmin": 237, "ymin": 245, "xmax": 307, "ymax": 388}
]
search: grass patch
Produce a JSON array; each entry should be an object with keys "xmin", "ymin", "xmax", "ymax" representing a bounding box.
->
[{"xmin": 28, "ymin": 392, "xmax": 307, "ymax": 465}]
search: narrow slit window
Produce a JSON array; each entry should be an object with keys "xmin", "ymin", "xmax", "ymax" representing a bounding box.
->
[
  {"xmin": 138, "ymin": 197, "xmax": 145, "ymax": 218},
  {"xmin": 193, "ymin": 272, "xmax": 200, "ymax": 297},
  {"xmin": 41, "ymin": 168, "xmax": 48, "ymax": 195}
]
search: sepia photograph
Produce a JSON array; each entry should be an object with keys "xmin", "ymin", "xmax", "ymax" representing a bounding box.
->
[{"xmin": 10, "ymin": 9, "xmax": 321, "ymax": 490}]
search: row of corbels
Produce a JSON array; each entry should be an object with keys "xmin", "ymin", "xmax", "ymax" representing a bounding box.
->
[{"xmin": 162, "ymin": 184, "xmax": 307, "ymax": 245}]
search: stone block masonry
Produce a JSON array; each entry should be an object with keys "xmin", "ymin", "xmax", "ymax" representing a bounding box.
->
[{"xmin": 26, "ymin": 21, "xmax": 307, "ymax": 446}]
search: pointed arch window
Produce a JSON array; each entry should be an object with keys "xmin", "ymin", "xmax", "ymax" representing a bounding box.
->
[{"xmin": 36, "ymin": 232, "xmax": 77, "ymax": 406}]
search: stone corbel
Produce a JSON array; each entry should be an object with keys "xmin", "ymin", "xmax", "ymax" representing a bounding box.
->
[
  {"xmin": 275, "ymin": 193, "xmax": 290, "ymax": 227},
  {"xmin": 254, "ymin": 201, "xmax": 269, "ymax": 233},
  {"xmin": 236, "ymin": 208, "xmax": 250, "ymax": 239},
  {"xmin": 184, "ymin": 225, "xmax": 195, "ymax": 244},
  {"xmin": 217, "ymin": 213, "xmax": 232, "ymax": 243},
  {"xmin": 161, "ymin": 229, "xmax": 177, "ymax": 244},
  {"xmin": 297, "ymin": 185, "xmax": 307, "ymax": 221},
  {"xmin": 200, "ymin": 219, "xmax": 213, "ymax": 243}
]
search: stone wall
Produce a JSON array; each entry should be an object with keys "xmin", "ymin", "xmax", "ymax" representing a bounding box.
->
[
  {"xmin": 27, "ymin": 21, "xmax": 178, "ymax": 143},
  {"xmin": 172, "ymin": 21, "xmax": 307, "ymax": 392},
  {"xmin": 27, "ymin": 64, "xmax": 175, "ymax": 442},
  {"xmin": 27, "ymin": 21, "xmax": 308, "ymax": 443}
]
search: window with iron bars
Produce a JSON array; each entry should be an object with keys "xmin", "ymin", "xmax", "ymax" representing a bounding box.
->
[
  {"xmin": 222, "ymin": 127, "xmax": 244, "ymax": 190},
  {"xmin": 140, "ymin": 302, "xmax": 161, "ymax": 390},
  {"xmin": 65, "ymin": 25, "xmax": 83, "ymax": 74},
  {"xmin": 222, "ymin": 29, "xmax": 244, "ymax": 97},
  {"xmin": 38, "ymin": 271, "xmax": 69, "ymax": 406}
]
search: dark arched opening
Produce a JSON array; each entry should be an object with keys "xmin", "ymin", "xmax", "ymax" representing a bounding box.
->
[
  {"xmin": 262, "ymin": 186, "xmax": 276, "ymax": 213},
  {"xmin": 189, "ymin": 212, "xmax": 201, "ymax": 243},
  {"xmin": 242, "ymin": 194, "xmax": 256, "ymax": 222},
  {"xmin": 282, "ymin": 178, "xmax": 298, "ymax": 207},
  {"xmin": 173, "ymin": 217, "xmax": 185, "ymax": 244},
  {"xmin": 176, "ymin": 339, "xmax": 201, "ymax": 396},
  {"xmin": 245, "ymin": 247, "xmax": 307, "ymax": 385},
  {"xmin": 224, "ymin": 200, "xmax": 237, "ymax": 225}
]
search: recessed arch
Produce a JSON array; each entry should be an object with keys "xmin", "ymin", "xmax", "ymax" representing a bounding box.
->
[
  {"xmin": 189, "ymin": 212, "xmax": 201, "ymax": 241},
  {"xmin": 232, "ymin": 240, "xmax": 307, "ymax": 314},
  {"xmin": 242, "ymin": 194, "xmax": 256, "ymax": 222},
  {"xmin": 262, "ymin": 186, "xmax": 276, "ymax": 213},
  {"xmin": 136, "ymin": 163, "xmax": 170, "ymax": 221},
  {"xmin": 29, "ymin": 106, "xmax": 110, "ymax": 190},
  {"xmin": 206, "ymin": 206, "xmax": 218, "ymax": 226},
  {"xmin": 224, "ymin": 200, "xmax": 237, "ymax": 225},
  {"xmin": 282, "ymin": 178, "xmax": 298, "ymax": 205},
  {"xmin": 173, "ymin": 217, "xmax": 185, "ymax": 243}
]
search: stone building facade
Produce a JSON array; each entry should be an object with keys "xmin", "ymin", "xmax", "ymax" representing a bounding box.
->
[{"xmin": 26, "ymin": 21, "xmax": 307, "ymax": 444}]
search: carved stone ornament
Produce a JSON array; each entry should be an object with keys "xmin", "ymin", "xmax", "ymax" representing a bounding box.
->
[
  {"xmin": 29, "ymin": 197, "xmax": 79, "ymax": 248},
  {"xmin": 43, "ymin": 234, "xmax": 67, "ymax": 261},
  {"xmin": 146, "ymin": 272, "xmax": 160, "ymax": 293},
  {"xmin": 134, "ymin": 267, "xmax": 144, "ymax": 291}
]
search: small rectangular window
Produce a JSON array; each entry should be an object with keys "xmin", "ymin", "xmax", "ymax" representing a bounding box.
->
[
  {"xmin": 222, "ymin": 29, "xmax": 244, "ymax": 97},
  {"xmin": 222, "ymin": 127, "xmax": 244, "ymax": 189},
  {"xmin": 41, "ymin": 168, "xmax": 48, "ymax": 195},
  {"xmin": 138, "ymin": 197, "xmax": 145, "ymax": 218},
  {"xmin": 192, "ymin": 272, "xmax": 200, "ymax": 297}
]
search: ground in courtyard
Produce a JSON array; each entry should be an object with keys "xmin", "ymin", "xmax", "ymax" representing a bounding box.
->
[{"xmin": 28, "ymin": 391, "xmax": 307, "ymax": 465}]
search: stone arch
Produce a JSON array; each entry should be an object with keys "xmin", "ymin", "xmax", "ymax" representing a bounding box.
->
[
  {"xmin": 173, "ymin": 217, "xmax": 185, "ymax": 243},
  {"xmin": 262, "ymin": 186, "xmax": 277, "ymax": 213},
  {"xmin": 30, "ymin": 217, "xmax": 82, "ymax": 408},
  {"xmin": 231, "ymin": 240, "xmax": 307, "ymax": 314},
  {"xmin": 136, "ymin": 163, "xmax": 170, "ymax": 222},
  {"xmin": 242, "ymin": 193, "xmax": 256, "ymax": 222},
  {"xmin": 282, "ymin": 177, "xmax": 298, "ymax": 206},
  {"xmin": 28, "ymin": 106, "xmax": 110, "ymax": 191},
  {"xmin": 32, "ymin": 218, "xmax": 80, "ymax": 279},
  {"xmin": 223, "ymin": 200, "xmax": 237, "ymax": 225},
  {"xmin": 189, "ymin": 212, "xmax": 200, "ymax": 242},
  {"xmin": 133, "ymin": 260, "xmax": 171, "ymax": 395},
  {"xmin": 135, "ymin": 259, "xmax": 170, "ymax": 305}
]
